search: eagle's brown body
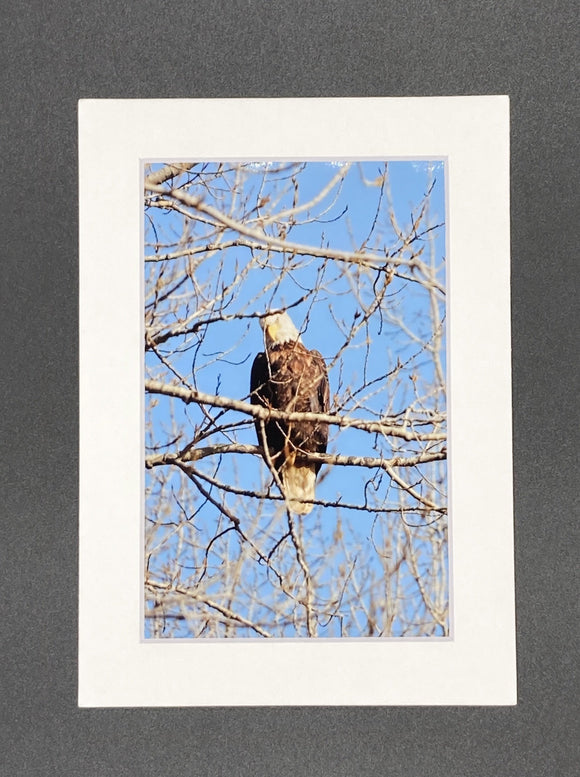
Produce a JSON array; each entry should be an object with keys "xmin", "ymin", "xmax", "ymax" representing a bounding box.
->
[{"xmin": 250, "ymin": 314, "xmax": 329, "ymax": 514}]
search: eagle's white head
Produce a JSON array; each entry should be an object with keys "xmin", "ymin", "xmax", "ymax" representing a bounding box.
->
[{"xmin": 260, "ymin": 311, "xmax": 302, "ymax": 347}]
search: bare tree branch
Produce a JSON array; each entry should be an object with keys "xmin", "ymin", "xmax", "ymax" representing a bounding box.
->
[
  {"xmin": 145, "ymin": 182, "xmax": 396, "ymax": 274},
  {"xmin": 146, "ymin": 444, "xmax": 446, "ymax": 471},
  {"xmin": 145, "ymin": 379, "xmax": 446, "ymax": 442},
  {"xmin": 144, "ymin": 162, "xmax": 197, "ymax": 188},
  {"xmin": 145, "ymin": 580, "xmax": 273, "ymax": 638}
]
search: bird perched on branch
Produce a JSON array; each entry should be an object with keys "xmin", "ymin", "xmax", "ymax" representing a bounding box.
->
[{"xmin": 250, "ymin": 311, "xmax": 330, "ymax": 514}]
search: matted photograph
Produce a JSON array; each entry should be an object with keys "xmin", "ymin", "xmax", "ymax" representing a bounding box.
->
[
  {"xmin": 144, "ymin": 160, "xmax": 448, "ymax": 640},
  {"xmin": 79, "ymin": 97, "xmax": 515, "ymax": 705}
]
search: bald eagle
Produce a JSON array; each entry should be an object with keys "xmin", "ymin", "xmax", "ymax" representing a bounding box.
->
[{"xmin": 250, "ymin": 312, "xmax": 330, "ymax": 514}]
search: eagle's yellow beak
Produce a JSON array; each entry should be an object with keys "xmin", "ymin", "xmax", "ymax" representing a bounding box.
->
[{"xmin": 265, "ymin": 321, "xmax": 278, "ymax": 340}]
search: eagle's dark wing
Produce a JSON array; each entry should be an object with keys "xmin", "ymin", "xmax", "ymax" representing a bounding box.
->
[
  {"xmin": 250, "ymin": 351, "xmax": 269, "ymax": 406},
  {"xmin": 308, "ymin": 348, "xmax": 330, "ymax": 467},
  {"xmin": 250, "ymin": 351, "xmax": 284, "ymax": 466},
  {"xmin": 309, "ymin": 349, "xmax": 329, "ymax": 416}
]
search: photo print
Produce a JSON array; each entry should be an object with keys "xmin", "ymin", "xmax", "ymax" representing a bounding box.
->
[{"xmin": 144, "ymin": 160, "xmax": 448, "ymax": 640}]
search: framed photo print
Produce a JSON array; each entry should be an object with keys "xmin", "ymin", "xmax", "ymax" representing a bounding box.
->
[{"xmin": 79, "ymin": 97, "xmax": 515, "ymax": 705}]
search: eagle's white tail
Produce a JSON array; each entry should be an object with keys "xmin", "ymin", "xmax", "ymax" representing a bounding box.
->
[{"xmin": 282, "ymin": 464, "xmax": 316, "ymax": 515}]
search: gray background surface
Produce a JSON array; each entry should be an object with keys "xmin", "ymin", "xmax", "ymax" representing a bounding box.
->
[{"xmin": 1, "ymin": 2, "xmax": 577, "ymax": 775}]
